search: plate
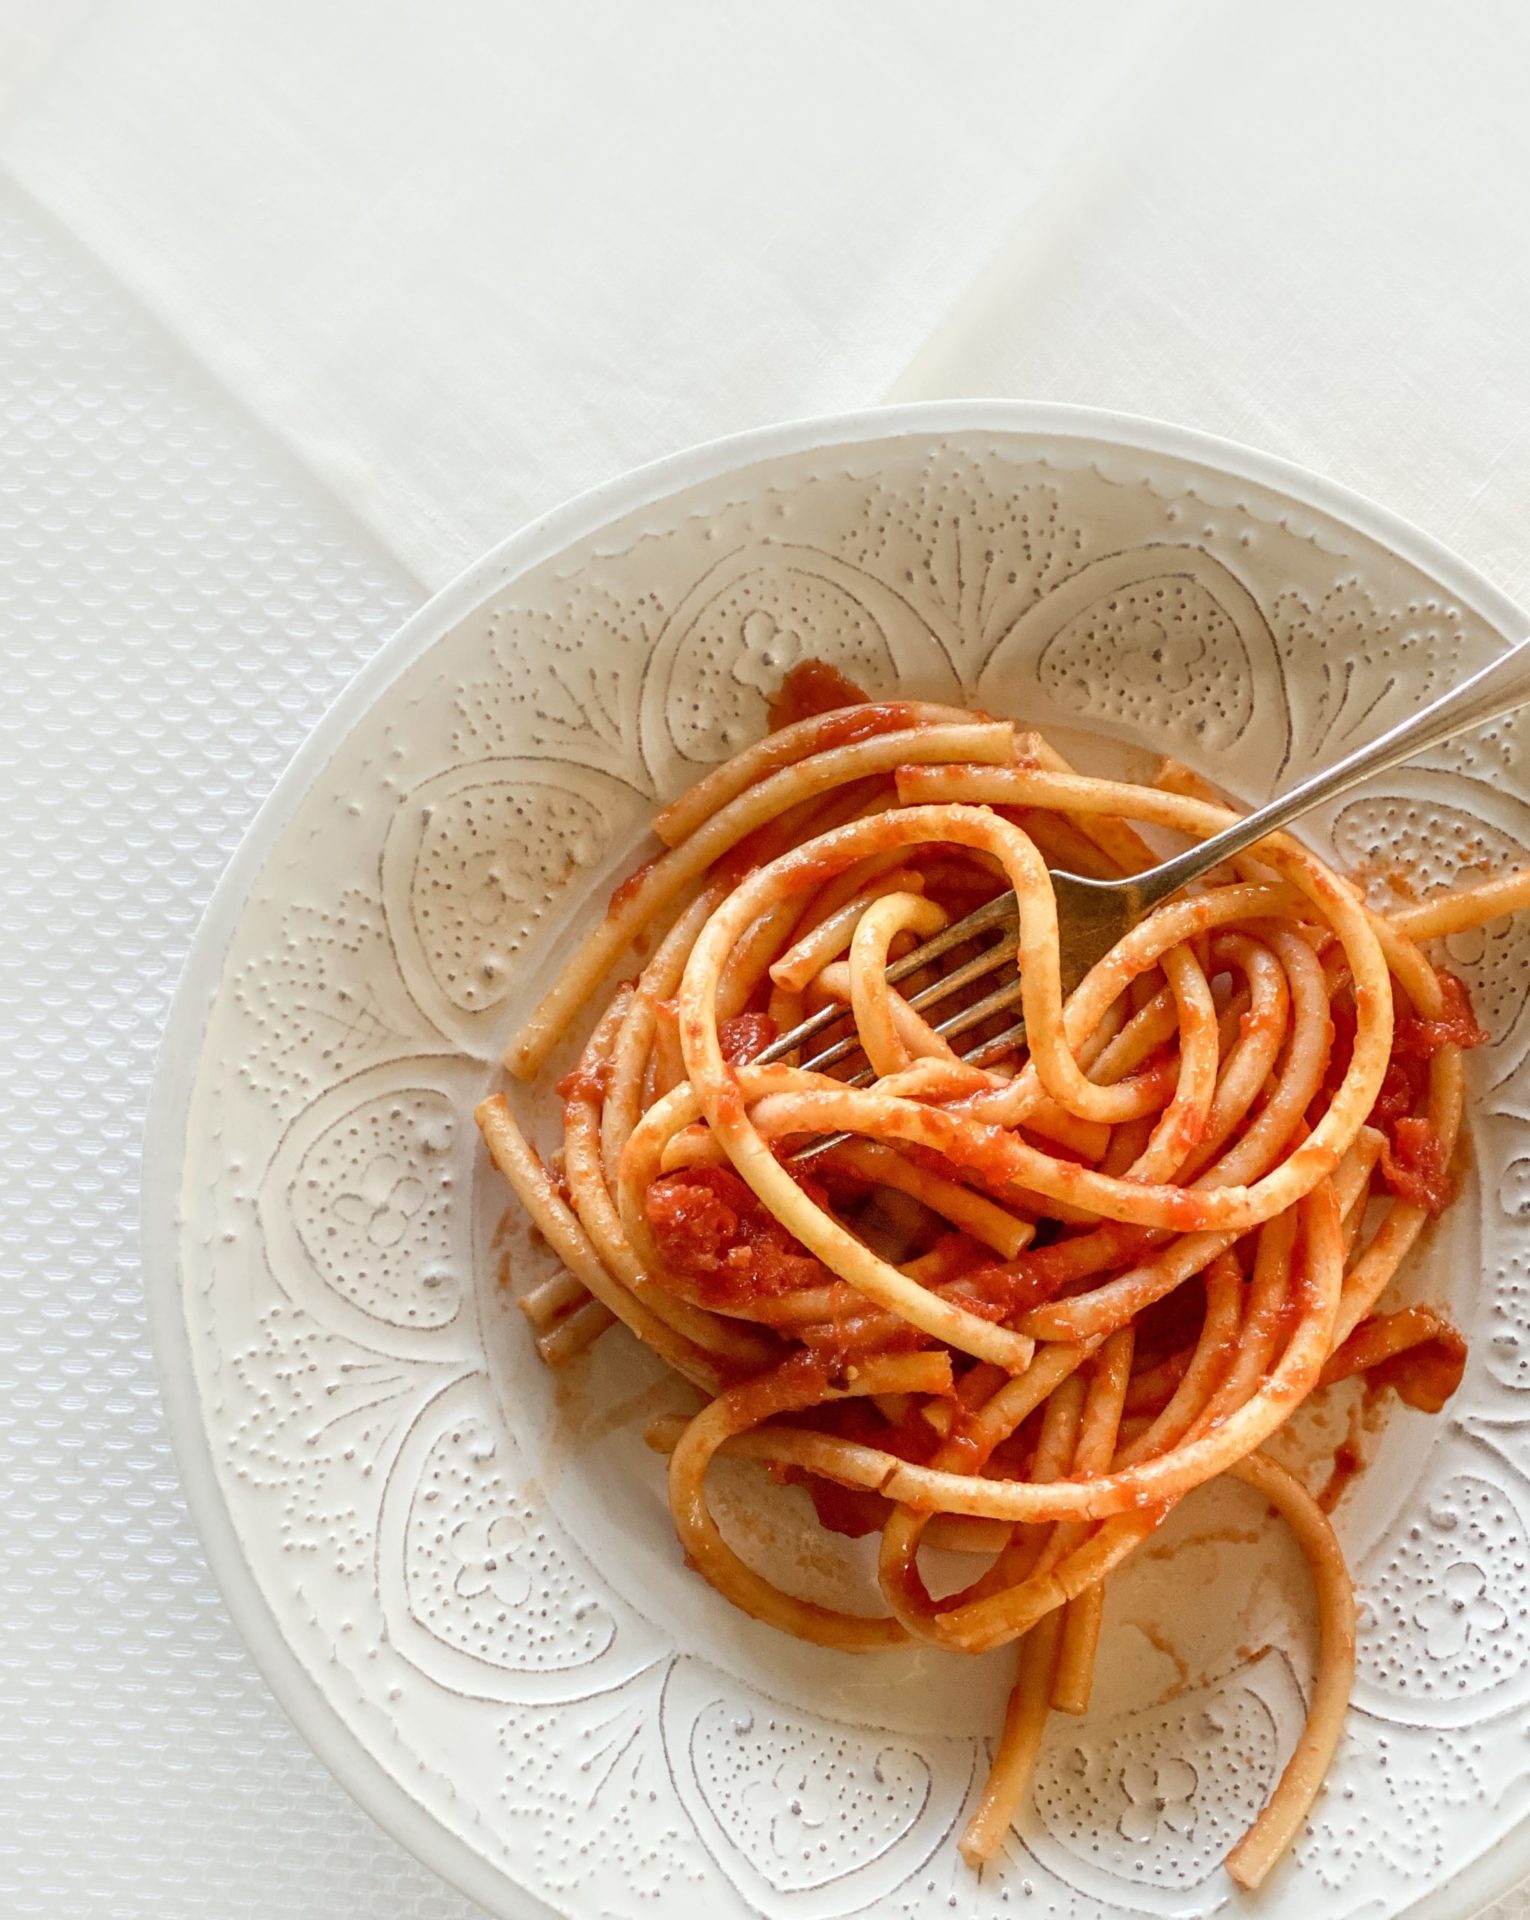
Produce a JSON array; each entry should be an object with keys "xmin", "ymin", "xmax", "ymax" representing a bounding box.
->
[{"xmin": 144, "ymin": 403, "xmax": 1530, "ymax": 1920}]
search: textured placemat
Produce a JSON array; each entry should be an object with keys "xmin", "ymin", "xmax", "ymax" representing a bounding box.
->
[{"xmin": 0, "ymin": 183, "xmax": 484, "ymax": 1919}]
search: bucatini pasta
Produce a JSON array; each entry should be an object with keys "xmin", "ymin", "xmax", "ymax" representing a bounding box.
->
[{"xmin": 477, "ymin": 661, "xmax": 1518, "ymax": 1884}]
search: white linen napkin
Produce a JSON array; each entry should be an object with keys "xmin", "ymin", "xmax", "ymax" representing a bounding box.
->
[
  {"xmin": 889, "ymin": 0, "xmax": 1530, "ymax": 612},
  {"xmin": 0, "ymin": 0, "xmax": 1178, "ymax": 585}
]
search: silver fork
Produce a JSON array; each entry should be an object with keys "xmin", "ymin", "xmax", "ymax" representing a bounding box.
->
[{"xmin": 760, "ymin": 633, "xmax": 1530, "ymax": 1090}]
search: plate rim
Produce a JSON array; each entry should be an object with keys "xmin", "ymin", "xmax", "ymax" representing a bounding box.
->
[{"xmin": 141, "ymin": 398, "xmax": 1530, "ymax": 1920}]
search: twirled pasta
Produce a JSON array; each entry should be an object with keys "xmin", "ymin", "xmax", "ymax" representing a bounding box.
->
[{"xmin": 477, "ymin": 663, "xmax": 1509, "ymax": 1885}]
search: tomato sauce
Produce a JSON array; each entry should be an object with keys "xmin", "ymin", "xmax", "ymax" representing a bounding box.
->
[
  {"xmin": 713, "ymin": 782, "xmax": 909, "ymax": 889},
  {"xmin": 1321, "ymin": 1306, "xmax": 1468, "ymax": 1412},
  {"xmin": 644, "ymin": 1166, "xmax": 829, "ymax": 1308},
  {"xmin": 1378, "ymin": 1116, "xmax": 1455, "ymax": 1213},
  {"xmin": 1319, "ymin": 1321, "xmax": 1467, "ymax": 1509},
  {"xmin": 1392, "ymin": 969, "xmax": 1489, "ymax": 1059},
  {"xmin": 772, "ymin": 1469, "xmax": 889, "ymax": 1539},
  {"xmin": 943, "ymin": 1257, "xmax": 1080, "ymax": 1322},
  {"xmin": 1317, "ymin": 1432, "xmax": 1365, "ymax": 1515},
  {"xmin": 555, "ymin": 1056, "xmax": 613, "ymax": 1104},
  {"xmin": 715, "ymin": 825, "xmax": 826, "ymax": 890},
  {"xmin": 1007, "ymin": 1222, "xmax": 1160, "ymax": 1300},
  {"xmin": 608, "ymin": 854, "xmax": 659, "ymax": 915},
  {"xmin": 800, "ymin": 703, "xmax": 920, "ymax": 752},
  {"xmin": 1320, "ymin": 969, "xmax": 1486, "ymax": 1216},
  {"xmin": 718, "ymin": 1011, "xmax": 778, "ymax": 1065},
  {"xmin": 767, "ymin": 659, "xmax": 873, "ymax": 728},
  {"xmin": 1370, "ymin": 1322, "xmax": 1467, "ymax": 1412},
  {"xmin": 1367, "ymin": 1061, "xmax": 1418, "ymax": 1133},
  {"xmin": 797, "ymin": 1312, "xmax": 925, "ymax": 1377}
]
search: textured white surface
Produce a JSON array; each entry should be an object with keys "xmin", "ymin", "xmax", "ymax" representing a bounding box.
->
[{"xmin": 0, "ymin": 187, "xmax": 485, "ymax": 1918}]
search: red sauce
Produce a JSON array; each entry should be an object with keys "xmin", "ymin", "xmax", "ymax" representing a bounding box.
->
[
  {"xmin": 1368, "ymin": 1061, "xmax": 1417, "ymax": 1132},
  {"xmin": 774, "ymin": 1470, "xmax": 889, "ymax": 1539},
  {"xmin": 1004, "ymin": 1222, "xmax": 1160, "ymax": 1302},
  {"xmin": 798, "ymin": 1312, "xmax": 924, "ymax": 1374},
  {"xmin": 810, "ymin": 701, "xmax": 917, "ymax": 748},
  {"xmin": 941, "ymin": 1282, "xmax": 1011, "ymax": 1324},
  {"xmin": 936, "ymin": 1425, "xmax": 992, "ymax": 1476},
  {"xmin": 1369, "ymin": 973, "xmax": 1486, "ymax": 1124},
  {"xmin": 644, "ymin": 1166, "xmax": 829, "ymax": 1308},
  {"xmin": 1393, "ymin": 969, "xmax": 1489, "ymax": 1059},
  {"xmin": 555, "ymin": 1056, "xmax": 612, "ymax": 1103},
  {"xmin": 718, "ymin": 1011, "xmax": 778, "ymax": 1065},
  {"xmin": 1318, "ymin": 1434, "xmax": 1364, "ymax": 1515},
  {"xmin": 944, "ymin": 1258, "xmax": 1082, "ymax": 1323},
  {"xmin": 791, "ymin": 847, "xmax": 861, "ymax": 893},
  {"xmin": 609, "ymin": 854, "xmax": 659, "ymax": 915},
  {"xmin": 1371, "ymin": 1325, "xmax": 1467, "ymax": 1412},
  {"xmin": 767, "ymin": 659, "xmax": 873, "ymax": 729},
  {"xmin": 1321, "ymin": 1305, "xmax": 1468, "ymax": 1412},
  {"xmin": 713, "ymin": 820, "xmax": 816, "ymax": 889},
  {"xmin": 917, "ymin": 1114, "xmax": 1025, "ymax": 1189},
  {"xmin": 711, "ymin": 826, "xmax": 770, "ymax": 888},
  {"xmin": 715, "ymin": 774, "xmax": 906, "ymax": 888},
  {"xmin": 1323, "ymin": 970, "xmax": 1485, "ymax": 1214},
  {"xmin": 1378, "ymin": 1115, "xmax": 1454, "ymax": 1213}
]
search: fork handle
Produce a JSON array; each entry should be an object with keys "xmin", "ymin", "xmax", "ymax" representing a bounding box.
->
[{"xmin": 1135, "ymin": 632, "xmax": 1530, "ymax": 909}]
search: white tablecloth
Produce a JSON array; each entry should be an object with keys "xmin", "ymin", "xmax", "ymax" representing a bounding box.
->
[{"xmin": 2, "ymin": 4, "xmax": 1529, "ymax": 1914}]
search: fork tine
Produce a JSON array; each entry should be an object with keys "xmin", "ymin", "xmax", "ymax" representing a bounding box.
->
[
  {"xmin": 810, "ymin": 981, "xmax": 1027, "ymax": 1083},
  {"xmin": 959, "ymin": 1017, "xmax": 1029, "ymax": 1069},
  {"xmin": 757, "ymin": 889, "xmax": 1019, "ymax": 1067},
  {"xmin": 753, "ymin": 985, "xmax": 856, "ymax": 1067},
  {"xmin": 926, "ymin": 975, "xmax": 1025, "ymax": 1046},
  {"xmin": 884, "ymin": 889, "xmax": 1018, "ymax": 985},
  {"xmin": 796, "ymin": 928, "xmax": 1020, "ymax": 1076},
  {"xmin": 903, "ymin": 930, "xmax": 1019, "ymax": 1018},
  {"xmin": 788, "ymin": 1004, "xmax": 1030, "ymax": 1162},
  {"xmin": 797, "ymin": 1024, "xmax": 874, "ymax": 1077}
]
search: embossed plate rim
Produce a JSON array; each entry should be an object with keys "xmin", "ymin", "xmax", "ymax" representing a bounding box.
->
[{"xmin": 142, "ymin": 399, "xmax": 1529, "ymax": 1920}]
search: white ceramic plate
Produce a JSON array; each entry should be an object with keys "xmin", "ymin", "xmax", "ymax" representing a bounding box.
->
[{"xmin": 145, "ymin": 404, "xmax": 1530, "ymax": 1920}]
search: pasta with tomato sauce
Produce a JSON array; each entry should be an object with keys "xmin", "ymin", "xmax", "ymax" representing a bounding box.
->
[{"xmin": 475, "ymin": 661, "xmax": 1530, "ymax": 1885}]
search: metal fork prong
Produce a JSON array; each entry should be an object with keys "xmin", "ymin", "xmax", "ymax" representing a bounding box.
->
[
  {"xmin": 798, "ymin": 1021, "xmax": 870, "ymax": 1078},
  {"xmin": 903, "ymin": 930, "xmax": 1019, "ymax": 1019},
  {"xmin": 959, "ymin": 1017, "xmax": 1029, "ymax": 1069},
  {"xmin": 751, "ymin": 991, "xmax": 845, "ymax": 1067},
  {"xmin": 796, "ymin": 929, "xmax": 1021, "ymax": 1076},
  {"xmin": 927, "ymin": 975, "xmax": 1025, "ymax": 1045},
  {"xmin": 883, "ymin": 889, "xmax": 1018, "ymax": 986},
  {"xmin": 798, "ymin": 960, "xmax": 1028, "ymax": 1082},
  {"xmin": 756, "ymin": 889, "xmax": 1019, "ymax": 1067},
  {"xmin": 788, "ymin": 1005, "xmax": 1029, "ymax": 1164}
]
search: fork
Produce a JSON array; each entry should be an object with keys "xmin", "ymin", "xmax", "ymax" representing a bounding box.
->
[{"xmin": 760, "ymin": 633, "xmax": 1530, "ymax": 1088}]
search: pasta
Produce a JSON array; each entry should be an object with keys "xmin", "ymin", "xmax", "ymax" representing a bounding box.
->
[{"xmin": 476, "ymin": 660, "xmax": 1514, "ymax": 1884}]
